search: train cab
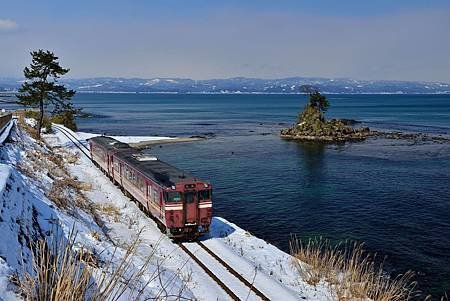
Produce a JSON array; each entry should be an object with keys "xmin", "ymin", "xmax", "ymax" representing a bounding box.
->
[{"xmin": 163, "ymin": 182, "xmax": 212, "ymax": 238}]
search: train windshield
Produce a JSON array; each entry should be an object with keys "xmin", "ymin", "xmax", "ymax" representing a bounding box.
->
[
  {"xmin": 185, "ymin": 191, "xmax": 195, "ymax": 203},
  {"xmin": 165, "ymin": 192, "xmax": 182, "ymax": 203},
  {"xmin": 198, "ymin": 190, "xmax": 211, "ymax": 201}
]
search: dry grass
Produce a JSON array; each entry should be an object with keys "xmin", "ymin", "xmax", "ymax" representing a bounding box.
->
[
  {"xmin": 18, "ymin": 138, "xmax": 101, "ymax": 229},
  {"xmin": 47, "ymin": 154, "xmax": 65, "ymax": 169},
  {"xmin": 66, "ymin": 153, "xmax": 80, "ymax": 164},
  {"xmin": 91, "ymin": 231, "xmax": 102, "ymax": 241},
  {"xmin": 21, "ymin": 123, "xmax": 40, "ymax": 140},
  {"xmin": 79, "ymin": 182, "xmax": 93, "ymax": 191},
  {"xmin": 17, "ymin": 226, "xmax": 189, "ymax": 301},
  {"xmin": 47, "ymin": 178, "xmax": 91, "ymax": 211},
  {"xmin": 18, "ymin": 229, "xmax": 93, "ymax": 301},
  {"xmin": 290, "ymin": 236, "xmax": 416, "ymax": 301},
  {"xmin": 96, "ymin": 204, "xmax": 121, "ymax": 222},
  {"xmin": 13, "ymin": 124, "xmax": 193, "ymax": 299}
]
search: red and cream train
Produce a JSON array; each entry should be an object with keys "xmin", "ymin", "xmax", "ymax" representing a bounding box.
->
[{"xmin": 88, "ymin": 136, "xmax": 212, "ymax": 239}]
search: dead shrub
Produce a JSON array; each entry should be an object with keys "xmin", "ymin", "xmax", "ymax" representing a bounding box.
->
[
  {"xmin": 96, "ymin": 204, "xmax": 121, "ymax": 222},
  {"xmin": 79, "ymin": 182, "xmax": 93, "ymax": 191},
  {"xmin": 46, "ymin": 177, "xmax": 92, "ymax": 212},
  {"xmin": 17, "ymin": 226, "xmax": 174, "ymax": 301},
  {"xmin": 47, "ymin": 154, "xmax": 64, "ymax": 168},
  {"xmin": 91, "ymin": 231, "xmax": 102, "ymax": 241},
  {"xmin": 47, "ymin": 184, "xmax": 71, "ymax": 210},
  {"xmin": 66, "ymin": 153, "xmax": 80, "ymax": 164},
  {"xmin": 290, "ymin": 236, "xmax": 416, "ymax": 301}
]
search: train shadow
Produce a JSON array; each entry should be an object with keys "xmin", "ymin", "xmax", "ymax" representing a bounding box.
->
[{"xmin": 202, "ymin": 217, "xmax": 236, "ymax": 240}]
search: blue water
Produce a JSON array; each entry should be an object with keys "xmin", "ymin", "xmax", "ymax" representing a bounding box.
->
[{"xmin": 75, "ymin": 94, "xmax": 450, "ymax": 297}]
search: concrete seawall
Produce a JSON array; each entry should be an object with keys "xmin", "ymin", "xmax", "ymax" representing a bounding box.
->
[{"xmin": 0, "ymin": 114, "xmax": 12, "ymax": 132}]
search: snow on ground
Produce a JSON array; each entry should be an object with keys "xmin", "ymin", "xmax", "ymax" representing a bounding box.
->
[
  {"xmin": 79, "ymin": 132, "xmax": 175, "ymax": 144},
  {"xmin": 0, "ymin": 123, "xmax": 197, "ymax": 300},
  {"xmin": 46, "ymin": 124, "xmax": 333, "ymax": 300},
  {"xmin": 0, "ymin": 120, "xmax": 333, "ymax": 300},
  {"xmin": 65, "ymin": 127, "xmax": 175, "ymax": 144},
  {"xmin": 0, "ymin": 119, "xmax": 15, "ymax": 145}
]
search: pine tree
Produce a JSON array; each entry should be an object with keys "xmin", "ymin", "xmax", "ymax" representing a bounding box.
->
[
  {"xmin": 308, "ymin": 91, "xmax": 329, "ymax": 113},
  {"xmin": 300, "ymin": 85, "xmax": 330, "ymax": 114},
  {"xmin": 16, "ymin": 50, "xmax": 76, "ymax": 139}
]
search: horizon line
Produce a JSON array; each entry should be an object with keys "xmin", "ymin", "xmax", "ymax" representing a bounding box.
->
[{"xmin": 1, "ymin": 75, "xmax": 450, "ymax": 84}]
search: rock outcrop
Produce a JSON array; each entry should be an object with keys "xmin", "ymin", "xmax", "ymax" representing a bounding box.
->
[{"xmin": 280, "ymin": 105, "xmax": 376, "ymax": 142}]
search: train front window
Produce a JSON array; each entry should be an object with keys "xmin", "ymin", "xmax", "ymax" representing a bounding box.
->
[
  {"xmin": 185, "ymin": 191, "xmax": 195, "ymax": 204},
  {"xmin": 166, "ymin": 192, "xmax": 181, "ymax": 203},
  {"xmin": 198, "ymin": 190, "xmax": 211, "ymax": 200}
]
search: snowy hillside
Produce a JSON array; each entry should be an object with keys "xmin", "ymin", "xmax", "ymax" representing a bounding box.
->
[
  {"xmin": 1, "ymin": 76, "xmax": 449, "ymax": 94},
  {"xmin": 0, "ymin": 120, "xmax": 333, "ymax": 300}
]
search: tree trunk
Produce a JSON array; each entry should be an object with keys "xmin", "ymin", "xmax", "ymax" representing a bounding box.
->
[{"xmin": 37, "ymin": 100, "xmax": 44, "ymax": 140}]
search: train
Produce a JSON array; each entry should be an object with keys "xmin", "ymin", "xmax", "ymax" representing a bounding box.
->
[{"xmin": 88, "ymin": 136, "xmax": 212, "ymax": 240}]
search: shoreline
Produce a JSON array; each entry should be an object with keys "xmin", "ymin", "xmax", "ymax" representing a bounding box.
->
[
  {"xmin": 129, "ymin": 136, "xmax": 204, "ymax": 149},
  {"xmin": 2, "ymin": 90, "xmax": 450, "ymax": 95},
  {"xmin": 67, "ymin": 129, "xmax": 205, "ymax": 148}
]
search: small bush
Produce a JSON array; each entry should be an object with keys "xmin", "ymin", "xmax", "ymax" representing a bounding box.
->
[
  {"xmin": 51, "ymin": 110, "xmax": 77, "ymax": 131},
  {"xmin": 96, "ymin": 204, "xmax": 121, "ymax": 222},
  {"xmin": 24, "ymin": 110, "xmax": 38, "ymax": 119},
  {"xmin": 66, "ymin": 153, "xmax": 80, "ymax": 164},
  {"xmin": 290, "ymin": 236, "xmax": 416, "ymax": 301},
  {"xmin": 24, "ymin": 110, "xmax": 53, "ymax": 133},
  {"xmin": 17, "ymin": 226, "xmax": 161, "ymax": 301}
]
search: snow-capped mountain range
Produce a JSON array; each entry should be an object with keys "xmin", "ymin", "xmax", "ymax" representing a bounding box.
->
[{"xmin": 1, "ymin": 76, "xmax": 449, "ymax": 94}]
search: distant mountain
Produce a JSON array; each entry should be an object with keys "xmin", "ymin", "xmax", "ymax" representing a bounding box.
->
[{"xmin": 1, "ymin": 76, "xmax": 449, "ymax": 94}]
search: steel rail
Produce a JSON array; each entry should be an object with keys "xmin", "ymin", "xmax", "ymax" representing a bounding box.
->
[
  {"xmin": 178, "ymin": 243, "xmax": 240, "ymax": 301},
  {"xmin": 51, "ymin": 125, "xmax": 91, "ymax": 159},
  {"xmin": 52, "ymin": 124, "xmax": 90, "ymax": 151},
  {"xmin": 179, "ymin": 241, "xmax": 270, "ymax": 301},
  {"xmin": 196, "ymin": 241, "xmax": 270, "ymax": 301}
]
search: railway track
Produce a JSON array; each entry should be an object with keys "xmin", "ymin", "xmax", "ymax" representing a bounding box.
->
[
  {"xmin": 179, "ymin": 241, "xmax": 270, "ymax": 301},
  {"xmin": 52, "ymin": 124, "xmax": 91, "ymax": 159},
  {"xmin": 51, "ymin": 126, "xmax": 273, "ymax": 300}
]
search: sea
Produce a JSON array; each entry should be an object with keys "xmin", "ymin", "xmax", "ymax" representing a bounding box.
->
[{"xmin": 10, "ymin": 93, "xmax": 450, "ymax": 298}]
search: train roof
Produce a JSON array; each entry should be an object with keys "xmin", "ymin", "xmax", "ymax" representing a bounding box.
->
[
  {"xmin": 90, "ymin": 136, "xmax": 199, "ymax": 187},
  {"xmin": 89, "ymin": 136, "xmax": 133, "ymax": 151},
  {"xmin": 115, "ymin": 151, "xmax": 198, "ymax": 187}
]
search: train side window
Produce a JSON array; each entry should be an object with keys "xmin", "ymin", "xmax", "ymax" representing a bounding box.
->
[
  {"xmin": 153, "ymin": 190, "xmax": 159, "ymax": 204},
  {"xmin": 138, "ymin": 178, "xmax": 145, "ymax": 192},
  {"xmin": 185, "ymin": 191, "xmax": 195, "ymax": 204},
  {"xmin": 165, "ymin": 192, "xmax": 181, "ymax": 203},
  {"xmin": 148, "ymin": 186, "xmax": 153, "ymax": 200},
  {"xmin": 198, "ymin": 190, "xmax": 211, "ymax": 200}
]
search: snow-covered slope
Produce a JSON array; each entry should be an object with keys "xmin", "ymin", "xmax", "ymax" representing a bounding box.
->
[
  {"xmin": 2, "ymin": 76, "xmax": 450, "ymax": 94},
  {"xmin": 0, "ymin": 122, "xmax": 333, "ymax": 300}
]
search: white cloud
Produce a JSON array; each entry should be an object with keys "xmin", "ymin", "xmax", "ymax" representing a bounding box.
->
[{"xmin": 0, "ymin": 19, "xmax": 18, "ymax": 32}]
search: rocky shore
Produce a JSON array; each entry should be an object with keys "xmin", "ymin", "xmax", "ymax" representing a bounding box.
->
[
  {"xmin": 281, "ymin": 117, "xmax": 449, "ymax": 144},
  {"xmin": 281, "ymin": 91, "xmax": 450, "ymax": 144},
  {"xmin": 280, "ymin": 102, "xmax": 379, "ymax": 142},
  {"xmin": 281, "ymin": 118, "xmax": 376, "ymax": 142}
]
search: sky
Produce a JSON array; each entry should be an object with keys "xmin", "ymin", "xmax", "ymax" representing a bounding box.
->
[{"xmin": 1, "ymin": 0, "xmax": 450, "ymax": 82}]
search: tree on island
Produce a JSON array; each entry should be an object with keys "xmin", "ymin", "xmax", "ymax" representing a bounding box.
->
[
  {"xmin": 308, "ymin": 91, "xmax": 329, "ymax": 113},
  {"xmin": 281, "ymin": 86, "xmax": 372, "ymax": 141},
  {"xmin": 16, "ymin": 50, "xmax": 76, "ymax": 139},
  {"xmin": 298, "ymin": 85, "xmax": 330, "ymax": 123}
]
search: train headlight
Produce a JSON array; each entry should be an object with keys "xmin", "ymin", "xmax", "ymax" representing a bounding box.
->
[{"xmin": 204, "ymin": 183, "xmax": 208, "ymax": 188}]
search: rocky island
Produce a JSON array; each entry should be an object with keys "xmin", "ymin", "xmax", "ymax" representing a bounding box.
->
[{"xmin": 281, "ymin": 90, "xmax": 377, "ymax": 142}]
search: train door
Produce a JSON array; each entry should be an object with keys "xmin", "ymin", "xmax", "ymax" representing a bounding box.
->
[
  {"xmin": 107, "ymin": 154, "xmax": 113, "ymax": 176},
  {"xmin": 184, "ymin": 190, "xmax": 198, "ymax": 224},
  {"xmin": 119, "ymin": 163, "xmax": 123, "ymax": 186},
  {"xmin": 110, "ymin": 156, "xmax": 115, "ymax": 179}
]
